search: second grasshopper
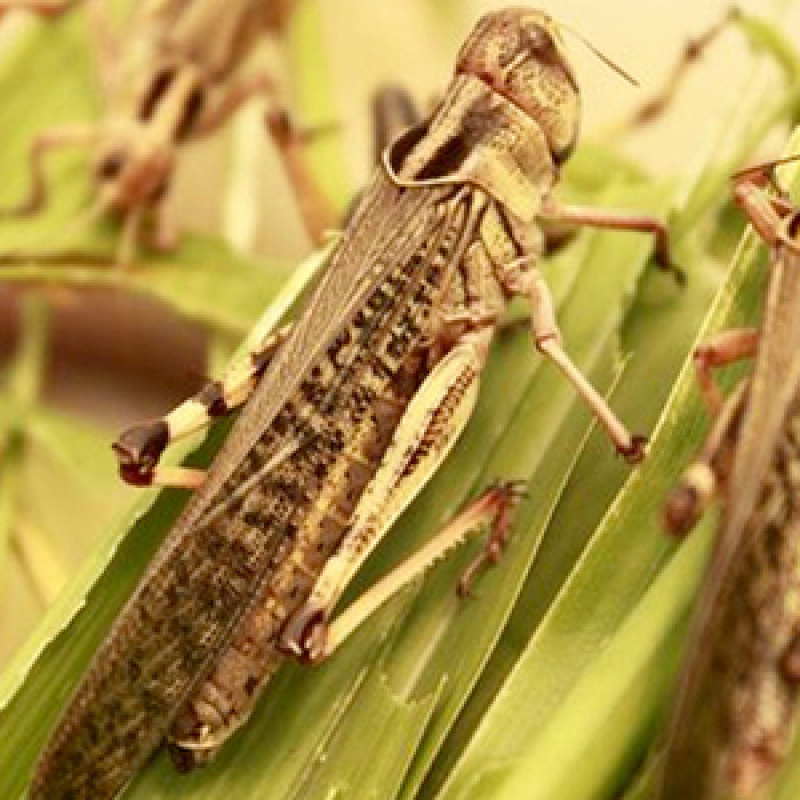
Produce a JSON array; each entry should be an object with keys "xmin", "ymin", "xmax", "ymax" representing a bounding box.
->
[
  {"xmin": 656, "ymin": 155, "xmax": 800, "ymax": 798},
  {"xmin": 0, "ymin": 0, "xmax": 297, "ymax": 264},
  {"xmin": 30, "ymin": 8, "xmax": 677, "ymax": 798}
]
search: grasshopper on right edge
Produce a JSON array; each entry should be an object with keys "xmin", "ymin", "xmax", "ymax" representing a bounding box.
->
[
  {"xmin": 656, "ymin": 155, "xmax": 800, "ymax": 799},
  {"xmin": 31, "ymin": 8, "xmax": 677, "ymax": 798}
]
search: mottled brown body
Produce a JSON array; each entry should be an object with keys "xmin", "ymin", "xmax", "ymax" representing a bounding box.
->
[
  {"xmin": 164, "ymin": 28, "xmax": 586, "ymax": 759},
  {"xmin": 168, "ymin": 179, "xmax": 493, "ymax": 761},
  {"xmin": 32, "ymin": 8, "xmax": 669, "ymax": 797},
  {"xmin": 31, "ymin": 174, "xmax": 487, "ymax": 796},
  {"xmin": 30, "ymin": 111, "xmax": 526, "ymax": 797},
  {"xmin": 658, "ymin": 182, "xmax": 800, "ymax": 798}
]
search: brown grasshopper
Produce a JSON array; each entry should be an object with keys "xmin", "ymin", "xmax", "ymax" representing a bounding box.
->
[
  {"xmin": 0, "ymin": 0, "xmax": 296, "ymax": 264},
  {"xmin": 656, "ymin": 156, "xmax": 800, "ymax": 799},
  {"xmin": 30, "ymin": 8, "xmax": 678, "ymax": 797}
]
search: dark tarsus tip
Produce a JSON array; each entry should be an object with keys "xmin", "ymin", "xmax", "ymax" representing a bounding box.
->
[
  {"xmin": 112, "ymin": 419, "xmax": 169, "ymax": 485},
  {"xmin": 496, "ymin": 479, "xmax": 529, "ymax": 501},
  {"xmin": 670, "ymin": 263, "xmax": 688, "ymax": 288},
  {"xmin": 456, "ymin": 574, "xmax": 475, "ymax": 600},
  {"xmin": 139, "ymin": 67, "xmax": 176, "ymax": 123},
  {"xmin": 654, "ymin": 250, "xmax": 687, "ymax": 288},
  {"xmin": 618, "ymin": 434, "xmax": 648, "ymax": 465},
  {"xmin": 177, "ymin": 86, "xmax": 206, "ymax": 139},
  {"xmin": 787, "ymin": 210, "xmax": 800, "ymax": 241},
  {"xmin": 97, "ymin": 151, "xmax": 125, "ymax": 181},
  {"xmin": 265, "ymin": 108, "xmax": 292, "ymax": 144},
  {"xmin": 197, "ymin": 381, "xmax": 227, "ymax": 417},
  {"xmin": 649, "ymin": 227, "xmax": 687, "ymax": 288}
]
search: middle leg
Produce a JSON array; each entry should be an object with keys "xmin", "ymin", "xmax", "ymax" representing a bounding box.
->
[{"xmin": 516, "ymin": 265, "xmax": 647, "ymax": 462}]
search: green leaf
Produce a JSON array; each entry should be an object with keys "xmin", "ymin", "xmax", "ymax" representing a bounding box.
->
[
  {"xmin": 0, "ymin": 404, "xmax": 132, "ymax": 657},
  {"xmin": 0, "ymin": 298, "xmax": 131, "ymax": 666},
  {"xmin": 0, "ymin": 245, "xmax": 290, "ymax": 338},
  {"xmin": 435, "ymin": 130, "xmax": 800, "ymax": 800}
]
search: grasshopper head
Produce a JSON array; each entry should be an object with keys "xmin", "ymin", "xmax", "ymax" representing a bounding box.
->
[
  {"xmin": 457, "ymin": 8, "xmax": 579, "ymax": 162},
  {"xmin": 94, "ymin": 125, "xmax": 176, "ymax": 214}
]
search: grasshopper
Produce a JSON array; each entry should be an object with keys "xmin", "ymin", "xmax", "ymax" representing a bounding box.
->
[
  {"xmin": 656, "ymin": 156, "xmax": 800, "ymax": 798},
  {"xmin": 0, "ymin": 0, "xmax": 296, "ymax": 264},
  {"xmin": 31, "ymin": 8, "xmax": 677, "ymax": 797}
]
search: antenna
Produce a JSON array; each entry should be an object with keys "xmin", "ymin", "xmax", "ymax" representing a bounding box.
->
[{"xmin": 559, "ymin": 22, "xmax": 639, "ymax": 88}]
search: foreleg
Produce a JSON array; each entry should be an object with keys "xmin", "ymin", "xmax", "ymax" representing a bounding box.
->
[
  {"xmin": 663, "ymin": 381, "xmax": 748, "ymax": 536},
  {"xmin": 514, "ymin": 266, "xmax": 647, "ymax": 462},
  {"xmin": 692, "ymin": 328, "xmax": 758, "ymax": 415},
  {"xmin": 114, "ymin": 323, "xmax": 293, "ymax": 487}
]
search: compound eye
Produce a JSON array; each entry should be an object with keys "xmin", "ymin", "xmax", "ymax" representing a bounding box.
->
[
  {"xmin": 523, "ymin": 25, "xmax": 555, "ymax": 56},
  {"xmin": 97, "ymin": 152, "xmax": 125, "ymax": 181},
  {"xmin": 498, "ymin": 24, "xmax": 553, "ymax": 70}
]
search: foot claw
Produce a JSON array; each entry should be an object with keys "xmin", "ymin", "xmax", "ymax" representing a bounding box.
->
[
  {"xmin": 279, "ymin": 606, "xmax": 328, "ymax": 665},
  {"xmin": 265, "ymin": 108, "xmax": 292, "ymax": 145},
  {"xmin": 457, "ymin": 569, "xmax": 478, "ymax": 599},
  {"xmin": 618, "ymin": 434, "xmax": 647, "ymax": 464},
  {"xmin": 669, "ymin": 263, "xmax": 688, "ymax": 287},
  {"xmin": 654, "ymin": 253, "xmax": 687, "ymax": 287},
  {"xmin": 492, "ymin": 479, "xmax": 529, "ymax": 500},
  {"xmin": 456, "ymin": 481, "xmax": 525, "ymax": 597}
]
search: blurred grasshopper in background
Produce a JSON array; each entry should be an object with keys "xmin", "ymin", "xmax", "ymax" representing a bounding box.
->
[
  {"xmin": 657, "ymin": 156, "xmax": 800, "ymax": 799},
  {"xmin": 0, "ymin": 0, "xmax": 296, "ymax": 264},
  {"xmin": 29, "ymin": 8, "xmax": 680, "ymax": 798}
]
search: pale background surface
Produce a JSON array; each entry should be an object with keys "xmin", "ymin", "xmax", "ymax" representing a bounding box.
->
[
  {"xmin": 327, "ymin": 0, "xmax": 796, "ymax": 170},
  {"xmin": 207, "ymin": 0, "xmax": 794, "ymax": 259}
]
